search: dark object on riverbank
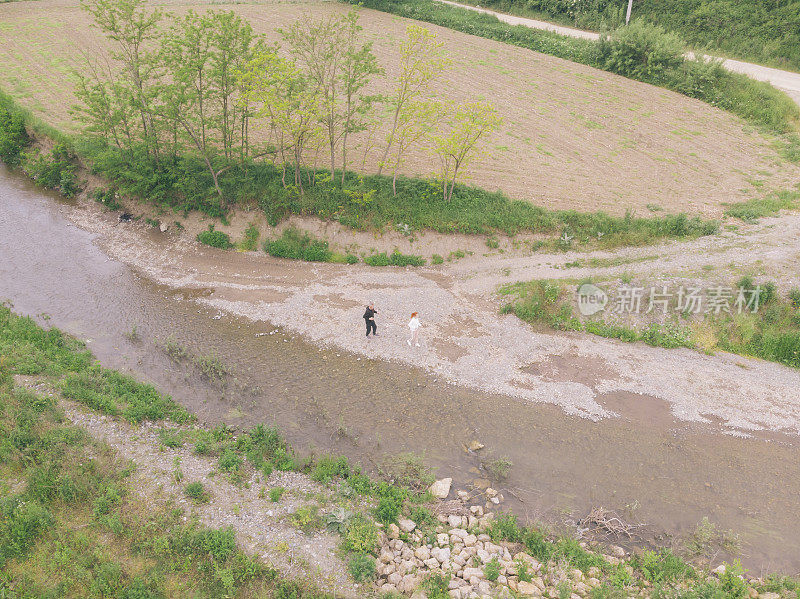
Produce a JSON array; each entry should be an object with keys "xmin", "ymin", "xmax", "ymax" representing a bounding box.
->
[{"xmin": 118, "ymin": 212, "xmax": 133, "ymax": 223}]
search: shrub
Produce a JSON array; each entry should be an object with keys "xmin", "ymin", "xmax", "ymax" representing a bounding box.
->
[
  {"xmin": 484, "ymin": 557, "xmax": 501, "ymax": 581},
  {"xmin": 311, "ymin": 455, "xmax": 351, "ymax": 484},
  {"xmin": 599, "ymin": 22, "xmax": 684, "ymax": 82},
  {"xmin": 342, "ymin": 514, "xmax": 379, "ymax": 553},
  {"xmin": 265, "ymin": 227, "xmax": 332, "ymax": 262},
  {"xmin": 217, "ymin": 448, "xmax": 243, "ymax": 474},
  {"xmin": 197, "ymin": 225, "xmax": 233, "ymax": 249},
  {"xmin": 364, "ymin": 250, "xmax": 426, "ymax": 267},
  {"xmin": 238, "ymin": 223, "xmax": 260, "ymax": 251},
  {"xmin": 269, "ymin": 487, "xmax": 285, "ymax": 503},
  {"xmin": 0, "ymin": 497, "xmax": 53, "ymax": 565},
  {"xmin": 22, "ymin": 144, "xmax": 77, "ymax": 197},
  {"xmin": 348, "ymin": 553, "xmax": 376, "ymax": 582},
  {"xmin": 0, "ymin": 102, "xmax": 30, "ymax": 165},
  {"xmin": 185, "ymin": 482, "xmax": 210, "ymax": 504},
  {"xmin": 93, "ymin": 186, "xmax": 122, "ymax": 210},
  {"xmin": 290, "ymin": 504, "xmax": 322, "ymax": 533},
  {"xmin": 374, "ymin": 496, "xmax": 401, "ymax": 524},
  {"xmin": 483, "ymin": 456, "xmax": 512, "ymax": 482},
  {"xmin": 421, "ymin": 572, "xmax": 451, "ymax": 599},
  {"xmin": 789, "ymin": 288, "xmax": 800, "ymax": 309},
  {"xmin": 488, "ymin": 512, "xmax": 523, "ymax": 543}
]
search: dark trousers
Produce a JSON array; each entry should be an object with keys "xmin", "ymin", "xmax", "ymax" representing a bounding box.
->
[{"xmin": 365, "ymin": 319, "xmax": 376, "ymax": 336}]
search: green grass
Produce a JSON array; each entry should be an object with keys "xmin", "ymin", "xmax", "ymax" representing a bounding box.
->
[
  {"xmin": 500, "ymin": 277, "xmax": 800, "ymax": 368},
  {"xmin": 197, "ymin": 225, "xmax": 233, "ymax": 249},
  {"xmin": 265, "ymin": 227, "xmax": 336, "ymax": 263},
  {"xmin": 364, "ymin": 250, "xmax": 426, "ymax": 267},
  {"xmin": 724, "ymin": 190, "xmax": 800, "ymax": 222}
]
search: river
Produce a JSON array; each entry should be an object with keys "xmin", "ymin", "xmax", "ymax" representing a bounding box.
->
[{"xmin": 1, "ymin": 163, "xmax": 798, "ymax": 572}]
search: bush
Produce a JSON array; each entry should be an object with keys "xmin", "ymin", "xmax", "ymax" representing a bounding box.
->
[
  {"xmin": 197, "ymin": 225, "xmax": 233, "ymax": 249},
  {"xmin": 93, "ymin": 186, "xmax": 123, "ymax": 210},
  {"xmin": 348, "ymin": 553, "xmax": 376, "ymax": 582},
  {"xmin": 421, "ymin": 572, "xmax": 451, "ymax": 599},
  {"xmin": 484, "ymin": 557, "xmax": 501, "ymax": 581},
  {"xmin": 238, "ymin": 223, "xmax": 260, "ymax": 251},
  {"xmin": 269, "ymin": 487, "xmax": 285, "ymax": 503},
  {"xmin": 0, "ymin": 497, "xmax": 53, "ymax": 565},
  {"xmin": 342, "ymin": 514, "xmax": 379, "ymax": 553},
  {"xmin": 290, "ymin": 505, "xmax": 322, "ymax": 534},
  {"xmin": 0, "ymin": 101, "xmax": 30, "ymax": 165},
  {"xmin": 185, "ymin": 482, "xmax": 210, "ymax": 504},
  {"xmin": 218, "ymin": 448, "xmax": 243, "ymax": 474},
  {"xmin": 599, "ymin": 22, "xmax": 684, "ymax": 82},
  {"xmin": 22, "ymin": 144, "xmax": 77, "ymax": 197},
  {"xmin": 364, "ymin": 250, "xmax": 426, "ymax": 267},
  {"xmin": 311, "ymin": 455, "xmax": 351, "ymax": 484},
  {"xmin": 789, "ymin": 288, "xmax": 800, "ymax": 309},
  {"xmin": 374, "ymin": 496, "xmax": 401, "ymax": 524},
  {"xmin": 265, "ymin": 227, "xmax": 333, "ymax": 262}
]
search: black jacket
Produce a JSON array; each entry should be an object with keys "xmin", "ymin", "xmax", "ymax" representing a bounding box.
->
[{"xmin": 363, "ymin": 307, "xmax": 376, "ymax": 320}]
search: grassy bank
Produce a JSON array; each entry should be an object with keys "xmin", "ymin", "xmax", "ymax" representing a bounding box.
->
[
  {"xmin": 1, "ymin": 91, "xmax": 726, "ymax": 251},
  {"xmin": 453, "ymin": 0, "xmax": 800, "ymax": 74},
  {"xmin": 345, "ymin": 0, "xmax": 800, "ymax": 136},
  {"xmin": 499, "ymin": 278, "xmax": 800, "ymax": 368},
  {"xmin": 3, "ymin": 305, "xmax": 800, "ymax": 598},
  {"xmin": 0, "ymin": 308, "xmax": 308, "ymax": 598}
]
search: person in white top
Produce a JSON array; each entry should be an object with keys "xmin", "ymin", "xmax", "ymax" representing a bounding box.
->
[{"xmin": 407, "ymin": 312, "xmax": 421, "ymax": 347}]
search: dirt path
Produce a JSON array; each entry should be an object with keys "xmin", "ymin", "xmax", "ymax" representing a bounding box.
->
[
  {"xmin": 59, "ymin": 193, "xmax": 800, "ymax": 436},
  {"xmin": 436, "ymin": 0, "xmax": 800, "ymax": 107}
]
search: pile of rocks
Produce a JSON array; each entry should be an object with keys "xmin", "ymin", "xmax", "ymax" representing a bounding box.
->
[{"xmin": 374, "ymin": 484, "xmax": 614, "ymax": 599}]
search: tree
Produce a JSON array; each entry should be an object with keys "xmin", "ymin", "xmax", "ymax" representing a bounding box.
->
[
  {"xmin": 81, "ymin": 0, "xmax": 164, "ymax": 161},
  {"xmin": 208, "ymin": 11, "xmax": 262, "ymax": 161},
  {"xmin": 338, "ymin": 11, "xmax": 381, "ymax": 186},
  {"xmin": 280, "ymin": 11, "xmax": 380, "ymax": 184},
  {"xmin": 433, "ymin": 102, "xmax": 501, "ymax": 202},
  {"xmin": 377, "ymin": 25, "xmax": 448, "ymax": 177},
  {"xmin": 238, "ymin": 49, "xmax": 322, "ymax": 192},
  {"xmin": 387, "ymin": 99, "xmax": 443, "ymax": 196}
]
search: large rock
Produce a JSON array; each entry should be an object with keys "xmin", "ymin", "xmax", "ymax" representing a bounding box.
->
[
  {"xmin": 432, "ymin": 547, "xmax": 451, "ymax": 563},
  {"xmin": 388, "ymin": 523, "xmax": 400, "ymax": 539},
  {"xmin": 399, "ymin": 518, "xmax": 417, "ymax": 533},
  {"xmin": 415, "ymin": 546, "xmax": 430, "ymax": 561},
  {"xmin": 516, "ymin": 581, "xmax": 541, "ymax": 596},
  {"xmin": 398, "ymin": 574, "xmax": 419, "ymax": 593},
  {"xmin": 430, "ymin": 478, "xmax": 453, "ymax": 499},
  {"xmin": 462, "ymin": 567, "xmax": 484, "ymax": 580}
]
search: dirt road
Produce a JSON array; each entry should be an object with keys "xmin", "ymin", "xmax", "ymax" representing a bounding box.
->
[{"xmin": 436, "ymin": 0, "xmax": 800, "ymax": 107}]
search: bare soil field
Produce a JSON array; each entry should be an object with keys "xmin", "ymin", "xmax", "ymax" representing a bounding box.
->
[{"xmin": 2, "ymin": 0, "xmax": 800, "ymax": 216}]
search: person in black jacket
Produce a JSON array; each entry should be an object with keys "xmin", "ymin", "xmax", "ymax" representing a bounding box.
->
[{"xmin": 363, "ymin": 303, "xmax": 377, "ymax": 337}]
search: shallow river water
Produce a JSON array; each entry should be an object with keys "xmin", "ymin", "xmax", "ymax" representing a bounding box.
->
[{"xmin": 1, "ymin": 164, "xmax": 799, "ymax": 572}]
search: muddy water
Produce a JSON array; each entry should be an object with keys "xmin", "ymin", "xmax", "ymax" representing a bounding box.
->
[{"xmin": 1, "ymin": 163, "xmax": 799, "ymax": 573}]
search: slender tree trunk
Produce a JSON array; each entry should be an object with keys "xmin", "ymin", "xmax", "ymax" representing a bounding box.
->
[{"xmin": 377, "ymin": 103, "xmax": 401, "ymax": 176}]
